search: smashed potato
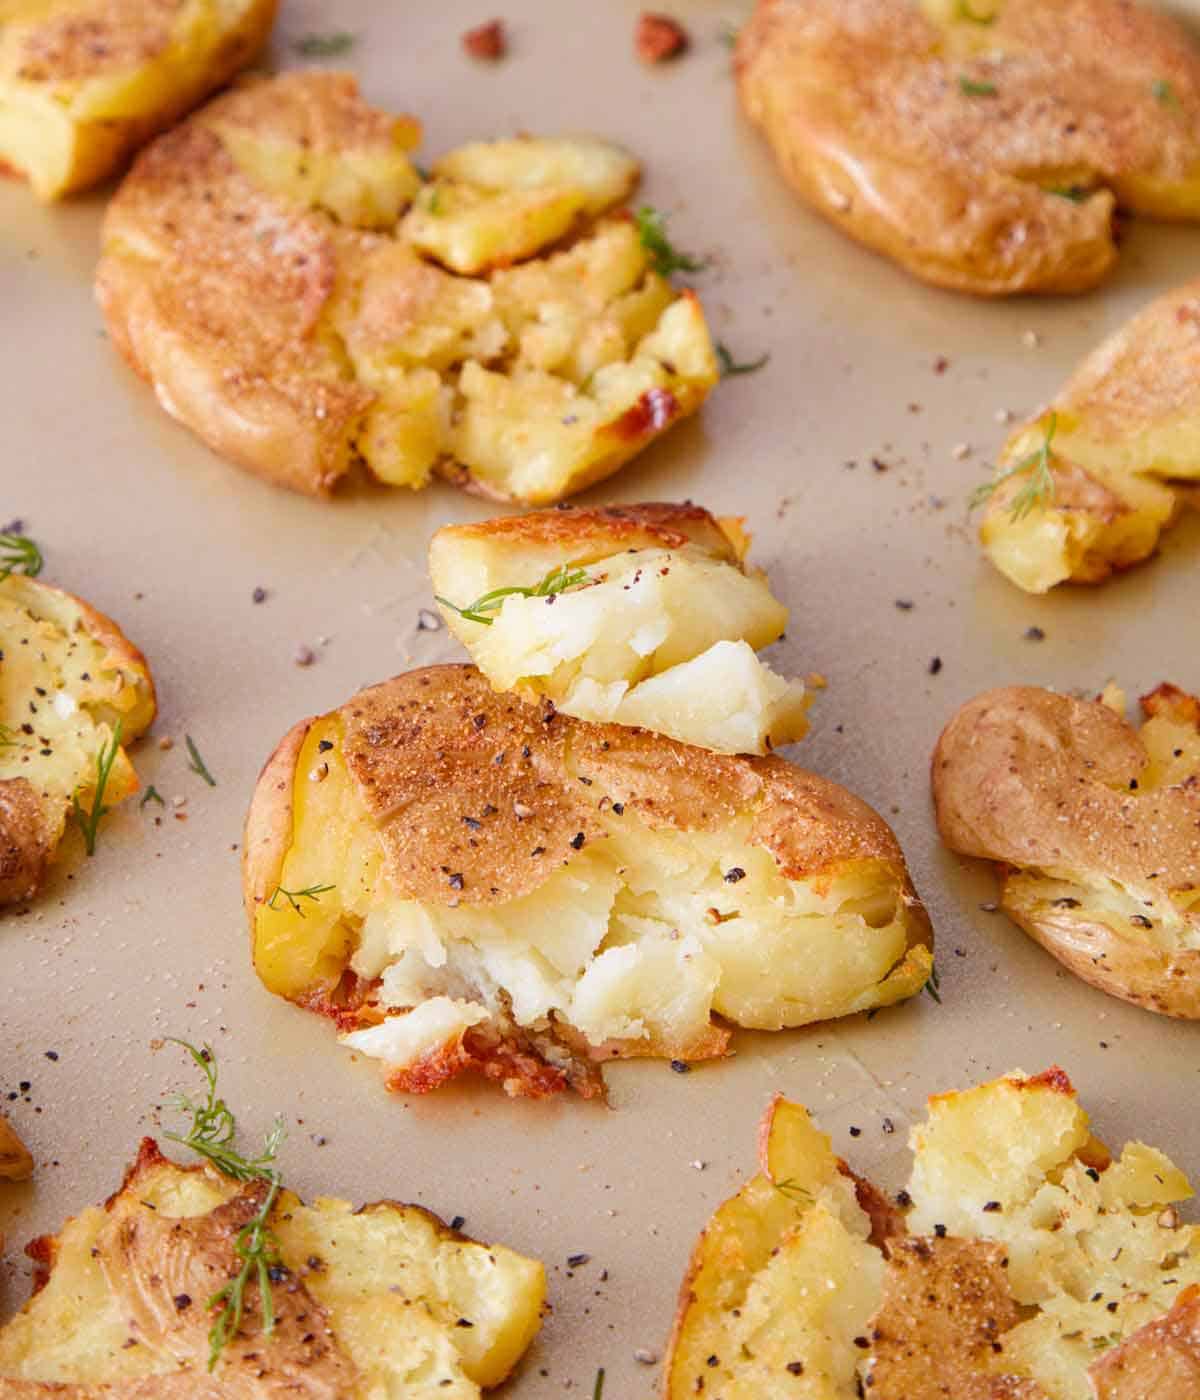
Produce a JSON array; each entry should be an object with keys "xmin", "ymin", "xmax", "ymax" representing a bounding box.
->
[
  {"xmin": 0, "ymin": 0, "xmax": 276, "ymax": 200},
  {"xmin": 0, "ymin": 1114, "xmax": 32, "ymax": 1181},
  {"xmin": 96, "ymin": 71, "xmax": 718, "ymax": 502},
  {"xmin": 666, "ymin": 1068, "xmax": 1200, "ymax": 1400},
  {"xmin": 979, "ymin": 278, "xmax": 1200, "ymax": 592},
  {"xmin": 0, "ymin": 573, "xmax": 155, "ymax": 904},
  {"xmin": 242, "ymin": 665, "xmax": 932, "ymax": 1100},
  {"xmin": 0, "ymin": 1137, "xmax": 545, "ymax": 1396},
  {"xmin": 430, "ymin": 502, "xmax": 809, "ymax": 756},
  {"xmin": 933, "ymin": 682, "xmax": 1200, "ymax": 1017},
  {"xmin": 737, "ymin": 0, "xmax": 1200, "ymax": 296}
]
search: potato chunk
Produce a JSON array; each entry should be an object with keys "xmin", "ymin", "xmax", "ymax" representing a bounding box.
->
[
  {"xmin": 0, "ymin": 1138, "xmax": 545, "ymax": 1397},
  {"xmin": 97, "ymin": 72, "xmax": 717, "ymax": 502},
  {"xmin": 978, "ymin": 278, "xmax": 1200, "ymax": 592},
  {"xmin": 0, "ymin": 0, "xmax": 277, "ymax": 200},
  {"xmin": 430, "ymin": 503, "xmax": 808, "ymax": 754},
  {"xmin": 243, "ymin": 666, "xmax": 932, "ymax": 1099},
  {"xmin": 0, "ymin": 574, "xmax": 155, "ymax": 904}
]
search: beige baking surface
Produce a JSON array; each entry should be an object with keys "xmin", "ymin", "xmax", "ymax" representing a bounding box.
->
[{"xmin": 3, "ymin": 1, "xmax": 1200, "ymax": 1393}]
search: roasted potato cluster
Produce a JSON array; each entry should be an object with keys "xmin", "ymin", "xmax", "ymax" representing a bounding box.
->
[
  {"xmin": 933, "ymin": 682, "xmax": 1200, "ymax": 1018},
  {"xmin": 0, "ymin": 0, "xmax": 277, "ymax": 199},
  {"xmin": 430, "ymin": 502, "xmax": 810, "ymax": 756},
  {"xmin": 96, "ymin": 71, "xmax": 719, "ymax": 502},
  {"xmin": 666, "ymin": 1068, "xmax": 1200, "ymax": 1398},
  {"xmin": 243, "ymin": 665, "xmax": 932, "ymax": 1099},
  {"xmin": 978, "ymin": 277, "xmax": 1200, "ymax": 592},
  {"xmin": 0, "ymin": 1138, "xmax": 545, "ymax": 1396},
  {"xmin": 737, "ymin": 0, "xmax": 1200, "ymax": 296},
  {"xmin": 0, "ymin": 573, "xmax": 155, "ymax": 904}
]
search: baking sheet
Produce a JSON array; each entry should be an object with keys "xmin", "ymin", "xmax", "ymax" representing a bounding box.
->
[{"xmin": 3, "ymin": 1, "xmax": 1200, "ymax": 1393}]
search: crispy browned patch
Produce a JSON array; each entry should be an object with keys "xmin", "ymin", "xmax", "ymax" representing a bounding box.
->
[
  {"xmin": 1142, "ymin": 682, "xmax": 1200, "ymax": 728},
  {"xmin": 839, "ymin": 1162, "xmax": 906, "ymax": 1248},
  {"xmin": 0, "ymin": 1115, "xmax": 33, "ymax": 1182},
  {"xmin": 607, "ymin": 386, "xmax": 680, "ymax": 441},
  {"xmin": 1090, "ymin": 1284, "xmax": 1200, "ymax": 1397},
  {"xmin": 737, "ymin": 0, "xmax": 1200, "ymax": 296},
  {"xmin": 462, "ymin": 18, "xmax": 506, "ymax": 60},
  {"xmin": 430, "ymin": 501, "xmax": 742, "ymax": 568},
  {"xmin": 865, "ymin": 1235, "xmax": 1045, "ymax": 1398},
  {"xmin": 339, "ymin": 666, "xmax": 916, "ymax": 907}
]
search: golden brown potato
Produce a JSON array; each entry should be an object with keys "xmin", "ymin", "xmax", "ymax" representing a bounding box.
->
[
  {"xmin": 0, "ymin": 573, "xmax": 156, "ymax": 905},
  {"xmin": 0, "ymin": 0, "xmax": 277, "ymax": 200},
  {"xmin": 977, "ymin": 278, "xmax": 1200, "ymax": 591},
  {"xmin": 933, "ymin": 682, "xmax": 1200, "ymax": 1017},
  {"xmin": 242, "ymin": 665, "xmax": 932, "ymax": 1100},
  {"xmin": 665, "ymin": 1068, "xmax": 1200, "ymax": 1400},
  {"xmin": 96, "ymin": 71, "xmax": 718, "ymax": 503},
  {"xmin": 0, "ymin": 1137, "xmax": 545, "ymax": 1397},
  {"xmin": 0, "ymin": 1114, "xmax": 32, "ymax": 1182},
  {"xmin": 736, "ymin": 0, "xmax": 1200, "ymax": 296},
  {"xmin": 430, "ymin": 502, "xmax": 810, "ymax": 756}
]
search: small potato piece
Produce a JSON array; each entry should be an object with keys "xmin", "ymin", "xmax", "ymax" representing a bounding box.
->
[
  {"xmin": 96, "ymin": 72, "xmax": 717, "ymax": 503},
  {"xmin": 979, "ymin": 279, "xmax": 1200, "ymax": 592},
  {"xmin": 736, "ymin": 0, "xmax": 1200, "ymax": 296},
  {"xmin": 430, "ymin": 502, "xmax": 809, "ymax": 755},
  {"xmin": 242, "ymin": 665, "xmax": 932, "ymax": 1099},
  {"xmin": 932, "ymin": 684, "xmax": 1200, "ymax": 1017},
  {"xmin": 664, "ymin": 1071, "xmax": 1200, "ymax": 1399},
  {"xmin": 0, "ymin": 1138, "xmax": 545, "ymax": 1396},
  {"xmin": 0, "ymin": 1115, "xmax": 32, "ymax": 1181},
  {"xmin": 0, "ymin": 0, "xmax": 277, "ymax": 200},
  {"xmin": 0, "ymin": 574, "xmax": 156, "ymax": 905}
]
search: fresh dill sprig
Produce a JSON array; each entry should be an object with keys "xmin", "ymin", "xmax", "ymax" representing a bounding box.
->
[
  {"xmin": 1047, "ymin": 185, "xmax": 1089, "ymax": 203},
  {"xmin": 185, "ymin": 734, "xmax": 217, "ymax": 786},
  {"xmin": 436, "ymin": 563, "xmax": 590, "ymax": 627},
  {"xmin": 293, "ymin": 31, "xmax": 355, "ymax": 57},
  {"xmin": 969, "ymin": 413, "xmax": 1058, "ymax": 520},
  {"xmin": 774, "ymin": 1178, "xmax": 814, "ymax": 1205},
  {"xmin": 593, "ymin": 1368, "xmax": 606, "ymax": 1400},
  {"xmin": 163, "ymin": 1039, "xmax": 287, "ymax": 1371},
  {"xmin": 924, "ymin": 962, "xmax": 942, "ymax": 1004},
  {"xmin": 959, "ymin": 75, "xmax": 998, "ymax": 97},
  {"xmin": 268, "ymin": 882, "xmax": 335, "ymax": 916},
  {"xmin": 71, "ymin": 718, "xmax": 123, "ymax": 856},
  {"xmin": 1152, "ymin": 78, "xmax": 1180, "ymax": 109},
  {"xmin": 634, "ymin": 206, "xmax": 707, "ymax": 278},
  {"xmin": 140, "ymin": 784, "xmax": 165, "ymax": 809},
  {"xmin": 0, "ymin": 533, "xmax": 43, "ymax": 583},
  {"xmin": 716, "ymin": 342, "xmax": 770, "ymax": 377}
]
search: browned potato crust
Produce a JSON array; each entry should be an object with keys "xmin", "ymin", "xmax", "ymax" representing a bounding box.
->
[
  {"xmin": 932, "ymin": 684, "xmax": 1200, "ymax": 1017},
  {"xmin": 0, "ymin": 576, "xmax": 156, "ymax": 905},
  {"xmin": 244, "ymin": 665, "xmax": 932, "ymax": 1099},
  {"xmin": 0, "ymin": 1137, "xmax": 546, "ymax": 1396},
  {"xmin": 0, "ymin": 0, "xmax": 277, "ymax": 200},
  {"xmin": 1091, "ymin": 1285, "xmax": 1200, "ymax": 1396},
  {"xmin": 97, "ymin": 72, "xmax": 717, "ymax": 502},
  {"xmin": 0, "ymin": 1115, "xmax": 32, "ymax": 1182},
  {"xmin": 736, "ymin": 0, "xmax": 1200, "ymax": 296}
]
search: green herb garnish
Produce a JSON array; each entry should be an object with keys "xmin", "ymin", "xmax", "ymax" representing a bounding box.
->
[
  {"xmin": 163, "ymin": 1039, "xmax": 286, "ymax": 1371},
  {"xmin": 436, "ymin": 563, "xmax": 590, "ymax": 627},
  {"xmin": 593, "ymin": 1369, "xmax": 605, "ymax": 1400},
  {"xmin": 717, "ymin": 342, "xmax": 770, "ymax": 377},
  {"xmin": 139, "ymin": 784, "xmax": 164, "ymax": 809},
  {"xmin": 185, "ymin": 734, "xmax": 217, "ymax": 786},
  {"xmin": 71, "ymin": 718, "xmax": 123, "ymax": 856},
  {"xmin": 0, "ymin": 533, "xmax": 43, "ymax": 583},
  {"xmin": 293, "ymin": 31, "xmax": 354, "ymax": 57},
  {"xmin": 969, "ymin": 413, "xmax": 1058, "ymax": 520},
  {"xmin": 924, "ymin": 962, "xmax": 942, "ymax": 1004},
  {"xmin": 959, "ymin": 75, "xmax": 998, "ymax": 97},
  {"xmin": 634, "ymin": 206, "xmax": 707, "ymax": 278},
  {"xmin": 1047, "ymin": 185, "xmax": 1089, "ymax": 203},
  {"xmin": 774, "ymin": 1178, "xmax": 815, "ymax": 1205},
  {"xmin": 1152, "ymin": 78, "xmax": 1180, "ymax": 109},
  {"xmin": 956, "ymin": 0, "xmax": 996, "ymax": 22},
  {"xmin": 267, "ymin": 882, "xmax": 335, "ymax": 916}
]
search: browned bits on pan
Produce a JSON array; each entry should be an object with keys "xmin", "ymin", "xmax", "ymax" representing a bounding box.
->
[
  {"xmin": 463, "ymin": 19, "xmax": 507, "ymax": 61},
  {"xmin": 636, "ymin": 13, "xmax": 688, "ymax": 64}
]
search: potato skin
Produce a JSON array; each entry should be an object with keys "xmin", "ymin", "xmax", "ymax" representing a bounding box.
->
[
  {"xmin": 737, "ymin": 0, "xmax": 1200, "ymax": 296},
  {"xmin": 933, "ymin": 684, "xmax": 1200, "ymax": 1017}
]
